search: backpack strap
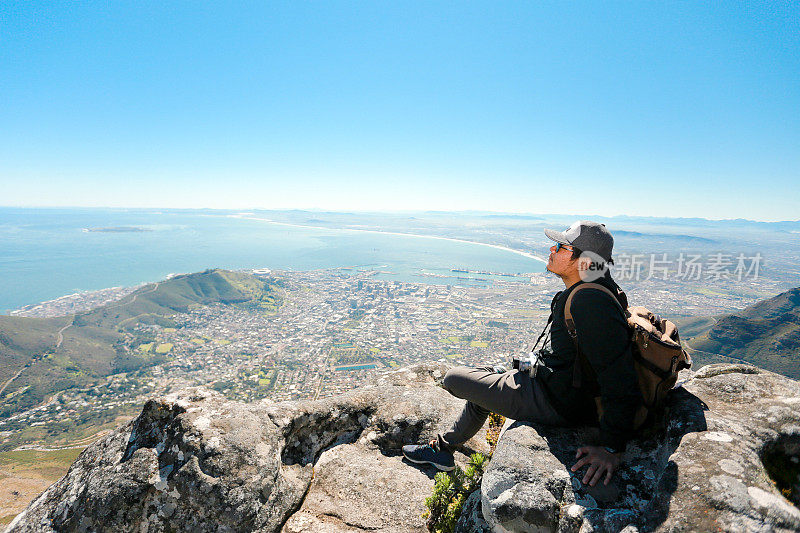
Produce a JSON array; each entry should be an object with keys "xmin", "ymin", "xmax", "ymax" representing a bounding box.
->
[
  {"xmin": 563, "ymin": 283, "xmax": 628, "ymax": 389},
  {"xmin": 563, "ymin": 283, "xmax": 626, "ymax": 338}
]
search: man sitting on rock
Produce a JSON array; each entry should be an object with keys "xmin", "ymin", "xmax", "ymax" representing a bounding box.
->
[{"xmin": 402, "ymin": 221, "xmax": 641, "ymax": 487}]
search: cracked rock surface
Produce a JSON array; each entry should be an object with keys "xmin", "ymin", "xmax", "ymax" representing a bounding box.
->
[
  {"xmin": 9, "ymin": 362, "xmax": 799, "ymax": 533},
  {"xmin": 481, "ymin": 363, "xmax": 800, "ymax": 532},
  {"xmin": 6, "ymin": 363, "xmax": 488, "ymax": 532}
]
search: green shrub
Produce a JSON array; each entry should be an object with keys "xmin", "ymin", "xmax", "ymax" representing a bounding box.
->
[
  {"xmin": 423, "ymin": 453, "xmax": 487, "ymax": 533},
  {"xmin": 422, "ymin": 411, "xmax": 504, "ymax": 532}
]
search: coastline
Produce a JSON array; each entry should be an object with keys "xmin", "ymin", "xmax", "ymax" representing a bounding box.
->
[
  {"xmin": 227, "ymin": 214, "xmax": 548, "ymax": 265},
  {"xmin": 8, "ymin": 285, "xmax": 141, "ymax": 317},
  {"xmin": 3, "ymin": 213, "xmax": 547, "ymax": 314}
]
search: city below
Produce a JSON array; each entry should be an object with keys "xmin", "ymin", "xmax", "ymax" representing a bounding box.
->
[{"xmin": 0, "ymin": 264, "xmax": 777, "ymax": 452}]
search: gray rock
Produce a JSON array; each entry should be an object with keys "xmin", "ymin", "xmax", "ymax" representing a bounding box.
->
[
  {"xmin": 455, "ymin": 489, "xmax": 492, "ymax": 533},
  {"xmin": 481, "ymin": 363, "xmax": 800, "ymax": 532},
  {"xmin": 283, "ymin": 443, "xmax": 429, "ymax": 532},
  {"xmin": 8, "ymin": 362, "xmax": 800, "ymax": 533},
  {"xmin": 6, "ymin": 363, "xmax": 489, "ymax": 533}
]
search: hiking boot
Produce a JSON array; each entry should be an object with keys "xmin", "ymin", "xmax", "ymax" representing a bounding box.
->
[{"xmin": 402, "ymin": 442, "xmax": 455, "ymax": 472}]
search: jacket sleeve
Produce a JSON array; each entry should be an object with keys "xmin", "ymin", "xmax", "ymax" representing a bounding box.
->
[{"xmin": 570, "ymin": 288, "xmax": 641, "ymax": 451}]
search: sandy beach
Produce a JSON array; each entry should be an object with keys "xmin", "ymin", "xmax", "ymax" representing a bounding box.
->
[{"xmin": 228, "ymin": 214, "xmax": 547, "ymax": 265}]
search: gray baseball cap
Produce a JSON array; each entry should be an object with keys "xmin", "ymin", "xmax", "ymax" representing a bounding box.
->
[{"xmin": 544, "ymin": 221, "xmax": 614, "ymax": 264}]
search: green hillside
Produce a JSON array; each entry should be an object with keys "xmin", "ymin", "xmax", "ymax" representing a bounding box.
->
[
  {"xmin": 0, "ymin": 316, "xmax": 69, "ymax": 384},
  {"xmin": 673, "ymin": 316, "xmax": 716, "ymax": 339},
  {"xmin": 686, "ymin": 288, "xmax": 800, "ymax": 379},
  {"xmin": 75, "ymin": 268, "xmax": 280, "ymax": 331},
  {"xmin": 0, "ymin": 269, "xmax": 281, "ymax": 417}
]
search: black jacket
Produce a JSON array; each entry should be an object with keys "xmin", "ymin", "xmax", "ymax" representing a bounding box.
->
[{"xmin": 538, "ymin": 275, "xmax": 642, "ymax": 451}]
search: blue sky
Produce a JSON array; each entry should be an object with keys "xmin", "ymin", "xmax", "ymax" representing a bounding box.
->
[{"xmin": 1, "ymin": 2, "xmax": 798, "ymax": 220}]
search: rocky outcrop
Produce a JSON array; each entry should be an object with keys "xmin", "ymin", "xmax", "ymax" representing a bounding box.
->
[
  {"xmin": 7, "ymin": 363, "xmax": 800, "ymax": 533},
  {"xmin": 6, "ymin": 364, "xmax": 489, "ymax": 532},
  {"xmin": 481, "ymin": 363, "xmax": 800, "ymax": 532}
]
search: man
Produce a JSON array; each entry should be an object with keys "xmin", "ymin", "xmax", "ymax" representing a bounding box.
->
[{"xmin": 402, "ymin": 221, "xmax": 641, "ymax": 487}]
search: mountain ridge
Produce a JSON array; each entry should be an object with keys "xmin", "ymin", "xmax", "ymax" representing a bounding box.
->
[{"xmin": 686, "ymin": 286, "xmax": 800, "ymax": 379}]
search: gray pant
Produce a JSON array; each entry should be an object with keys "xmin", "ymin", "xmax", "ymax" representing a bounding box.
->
[{"xmin": 439, "ymin": 365, "xmax": 568, "ymax": 449}]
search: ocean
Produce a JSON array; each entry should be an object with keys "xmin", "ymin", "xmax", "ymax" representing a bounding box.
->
[{"xmin": 0, "ymin": 207, "xmax": 547, "ymax": 314}]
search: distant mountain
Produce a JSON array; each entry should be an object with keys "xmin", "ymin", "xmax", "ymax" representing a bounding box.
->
[
  {"xmin": 0, "ymin": 269, "xmax": 281, "ymax": 417},
  {"xmin": 612, "ymin": 229, "xmax": 719, "ymax": 244},
  {"xmin": 684, "ymin": 287, "xmax": 800, "ymax": 379}
]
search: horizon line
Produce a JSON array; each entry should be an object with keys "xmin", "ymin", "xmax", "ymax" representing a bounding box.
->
[{"xmin": 1, "ymin": 204, "xmax": 798, "ymax": 225}]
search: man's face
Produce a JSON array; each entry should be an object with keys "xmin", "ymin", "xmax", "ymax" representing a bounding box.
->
[{"xmin": 546, "ymin": 243, "xmax": 578, "ymax": 277}]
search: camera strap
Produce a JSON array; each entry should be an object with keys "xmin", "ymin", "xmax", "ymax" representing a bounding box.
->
[{"xmin": 528, "ymin": 314, "xmax": 553, "ymax": 355}]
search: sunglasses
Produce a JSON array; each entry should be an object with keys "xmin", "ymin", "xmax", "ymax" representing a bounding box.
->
[{"xmin": 555, "ymin": 242, "xmax": 574, "ymax": 253}]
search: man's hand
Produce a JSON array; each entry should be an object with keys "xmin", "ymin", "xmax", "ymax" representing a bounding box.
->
[{"xmin": 570, "ymin": 446, "xmax": 621, "ymax": 486}]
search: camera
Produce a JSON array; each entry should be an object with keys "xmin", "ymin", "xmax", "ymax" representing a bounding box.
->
[
  {"xmin": 512, "ymin": 352, "xmax": 539, "ymax": 377},
  {"xmin": 512, "ymin": 346, "xmax": 551, "ymax": 378}
]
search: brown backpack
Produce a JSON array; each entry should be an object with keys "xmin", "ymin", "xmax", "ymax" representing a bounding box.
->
[{"xmin": 564, "ymin": 283, "xmax": 692, "ymax": 432}]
